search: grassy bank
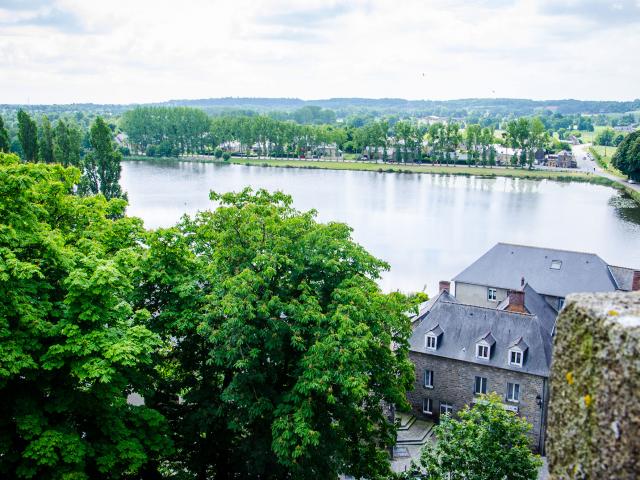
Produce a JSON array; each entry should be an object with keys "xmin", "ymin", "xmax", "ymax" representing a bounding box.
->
[
  {"xmin": 227, "ymin": 157, "xmax": 604, "ymax": 181},
  {"xmin": 588, "ymin": 146, "xmax": 626, "ymax": 178}
]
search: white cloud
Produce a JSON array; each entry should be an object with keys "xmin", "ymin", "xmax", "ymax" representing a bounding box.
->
[{"xmin": 0, "ymin": 0, "xmax": 638, "ymax": 103}]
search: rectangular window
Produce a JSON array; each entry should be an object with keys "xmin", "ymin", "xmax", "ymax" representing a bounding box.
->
[
  {"xmin": 424, "ymin": 369, "xmax": 434, "ymax": 388},
  {"xmin": 507, "ymin": 382, "xmax": 520, "ymax": 402},
  {"xmin": 476, "ymin": 344, "xmax": 490, "ymax": 359},
  {"xmin": 558, "ymin": 298, "xmax": 565, "ymax": 310},
  {"xmin": 422, "ymin": 397, "xmax": 433, "ymax": 414},
  {"xmin": 487, "ymin": 288, "xmax": 497, "ymax": 301},
  {"xmin": 509, "ymin": 350, "xmax": 523, "ymax": 366},
  {"xmin": 425, "ymin": 334, "xmax": 437, "ymax": 350},
  {"xmin": 550, "ymin": 260, "xmax": 562, "ymax": 270},
  {"xmin": 439, "ymin": 402, "xmax": 453, "ymax": 416},
  {"xmin": 474, "ymin": 376, "xmax": 487, "ymax": 395}
]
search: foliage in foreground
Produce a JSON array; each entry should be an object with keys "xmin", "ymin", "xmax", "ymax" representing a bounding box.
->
[
  {"xmin": 0, "ymin": 155, "xmax": 416, "ymax": 479},
  {"xmin": 138, "ymin": 188, "xmax": 415, "ymax": 479},
  {"xmin": 0, "ymin": 153, "xmax": 170, "ymax": 479},
  {"xmin": 400, "ymin": 393, "xmax": 542, "ymax": 480}
]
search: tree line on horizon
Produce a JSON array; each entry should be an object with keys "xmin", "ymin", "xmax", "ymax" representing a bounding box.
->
[{"xmin": 119, "ymin": 106, "xmax": 572, "ymax": 167}]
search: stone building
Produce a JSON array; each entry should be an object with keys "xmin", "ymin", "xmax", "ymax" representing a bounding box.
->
[
  {"xmin": 405, "ymin": 243, "xmax": 640, "ymax": 454},
  {"xmin": 453, "ymin": 243, "xmax": 639, "ymax": 312},
  {"xmin": 407, "ymin": 284, "xmax": 554, "ymax": 452}
]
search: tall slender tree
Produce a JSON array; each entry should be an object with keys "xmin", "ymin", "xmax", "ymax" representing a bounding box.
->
[
  {"xmin": 0, "ymin": 115, "xmax": 9, "ymax": 153},
  {"xmin": 17, "ymin": 110, "xmax": 38, "ymax": 162},
  {"xmin": 53, "ymin": 119, "xmax": 82, "ymax": 167},
  {"xmin": 38, "ymin": 116, "xmax": 54, "ymax": 163},
  {"xmin": 80, "ymin": 116, "xmax": 124, "ymax": 200}
]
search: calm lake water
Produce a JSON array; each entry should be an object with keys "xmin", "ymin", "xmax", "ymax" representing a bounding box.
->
[{"xmin": 121, "ymin": 160, "xmax": 640, "ymax": 294}]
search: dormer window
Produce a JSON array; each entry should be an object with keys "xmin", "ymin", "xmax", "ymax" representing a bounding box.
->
[
  {"xmin": 425, "ymin": 324, "xmax": 443, "ymax": 351},
  {"xmin": 550, "ymin": 260, "xmax": 562, "ymax": 270},
  {"xmin": 509, "ymin": 349, "xmax": 523, "ymax": 367},
  {"xmin": 508, "ymin": 337, "xmax": 528, "ymax": 367},
  {"xmin": 476, "ymin": 343, "xmax": 490, "ymax": 359},
  {"xmin": 475, "ymin": 332, "xmax": 495, "ymax": 360}
]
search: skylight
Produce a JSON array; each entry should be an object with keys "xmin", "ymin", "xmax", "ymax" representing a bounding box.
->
[{"xmin": 550, "ymin": 260, "xmax": 562, "ymax": 270}]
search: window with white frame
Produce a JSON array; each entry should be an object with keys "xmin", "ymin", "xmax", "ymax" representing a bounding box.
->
[
  {"xmin": 487, "ymin": 288, "xmax": 497, "ymax": 301},
  {"xmin": 558, "ymin": 298, "xmax": 565, "ymax": 310},
  {"xmin": 424, "ymin": 369, "xmax": 434, "ymax": 388},
  {"xmin": 425, "ymin": 333, "xmax": 437, "ymax": 350},
  {"xmin": 507, "ymin": 382, "xmax": 520, "ymax": 402},
  {"xmin": 439, "ymin": 402, "xmax": 453, "ymax": 416},
  {"xmin": 422, "ymin": 397, "xmax": 433, "ymax": 414},
  {"xmin": 474, "ymin": 376, "xmax": 487, "ymax": 395},
  {"xmin": 509, "ymin": 349, "xmax": 523, "ymax": 366},
  {"xmin": 476, "ymin": 343, "xmax": 490, "ymax": 359}
]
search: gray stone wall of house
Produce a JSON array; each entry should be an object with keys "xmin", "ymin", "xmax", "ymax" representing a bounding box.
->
[
  {"xmin": 454, "ymin": 282, "xmax": 508, "ymax": 308},
  {"xmin": 407, "ymin": 352, "xmax": 548, "ymax": 452},
  {"xmin": 547, "ymin": 291, "xmax": 640, "ymax": 479}
]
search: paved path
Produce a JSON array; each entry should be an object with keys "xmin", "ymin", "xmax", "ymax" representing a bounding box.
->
[{"xmin": 572, "ymin": 143, "xmax": 640, "ymax": 193}]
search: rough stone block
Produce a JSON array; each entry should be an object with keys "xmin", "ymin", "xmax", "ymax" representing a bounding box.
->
[{"xmin": 547, "ymin": 292, "xmax": 640, "ymax": 479}]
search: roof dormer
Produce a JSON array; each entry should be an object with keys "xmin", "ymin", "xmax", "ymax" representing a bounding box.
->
[
  {"xmin": 508, "ymin": 337, "xmax": 529, "ymax": 367},
  {"xmin": 425, "ymin": 324, "xmax": 443, "ymax": 351},
  {"xmin": 475, "ymin": 332, "xmax": 495, "ymax": 360}
]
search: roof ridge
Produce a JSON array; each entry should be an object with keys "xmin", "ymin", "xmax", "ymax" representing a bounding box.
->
[
  {"xmin": 440, "ymin": 298, "xmax": 535, "ymax": 317},
  {"xmin": 496, "ymin": 242, "xmax": 603, "ymax": 259}
]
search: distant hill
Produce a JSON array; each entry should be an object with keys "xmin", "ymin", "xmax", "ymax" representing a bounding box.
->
[
  {"xmin": 2, "ymin": 97, "xmax": 639, "ymax": 122},
  {"xmin": 162, "ymin": 97, "xmax": 640, "ymax": 115}
]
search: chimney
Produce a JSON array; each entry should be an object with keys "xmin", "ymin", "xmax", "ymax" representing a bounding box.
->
[
  {"xmin": 507, "ymin": 289, "xmax": 526, "ymax": 313},
  {"xmin": 439, "ymin": 281, "xmax": 451, "ymax": 294},
  {"xmin": 633, "ymin": 271, "xmax": 640, "ymax": 292},
  {"xmin": 521, "ymin": 276, "xmax": 526, "ymax": 288}
]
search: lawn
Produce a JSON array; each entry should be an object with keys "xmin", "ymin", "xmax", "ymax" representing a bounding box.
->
[
  {"xmin": 227, "ymin": 157, "xmax": 605, "ymax": 182},
  {"xmin": 589, "ymin": 145, "xmax": 626, "ymax": 178}
]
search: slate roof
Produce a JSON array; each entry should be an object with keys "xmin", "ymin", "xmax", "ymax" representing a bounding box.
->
[
  {"xmin": 409, "ymin": 294, "xmax": 553, "ymax": 377},
  {"xmin": 608, "ymin": 265, "xmax": 636, "ymax": 292},
  {"xmin": 453, "ymin": 243, "xmax": 621, "ymax": 298}
]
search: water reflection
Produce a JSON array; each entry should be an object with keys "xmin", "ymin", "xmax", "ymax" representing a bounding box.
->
[{"xmin": 121, "ymin": 160, "xmax": 640, "ymax": 294}]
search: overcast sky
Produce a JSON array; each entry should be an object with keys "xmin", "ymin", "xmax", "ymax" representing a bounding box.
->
[{"xmin": 0, "ymin": 0, "xmax": 639, "ymax": 104}]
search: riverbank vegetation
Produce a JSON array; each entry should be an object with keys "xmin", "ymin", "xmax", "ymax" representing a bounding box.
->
[{"xmin": 0, "ymin": 153, "xmax": 416, "ymax": 479}]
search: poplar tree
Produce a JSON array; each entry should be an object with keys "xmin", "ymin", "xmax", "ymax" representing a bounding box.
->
[
  {"xmin": 0, "ymin": 115, "xmax": 9, "ymax": 153},
  {"xmin": 38, "ymin": 116, "xmax": 54, "ymax": 163},
  {"xmin": 17, "ymin": 110, "xmax": 38, "ymax": 162},
  {"xmin": 80, "ymin": 116, "xmax": 124, "ymax": 199}
]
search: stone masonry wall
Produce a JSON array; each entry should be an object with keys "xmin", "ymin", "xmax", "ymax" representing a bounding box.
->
[
  {"xmin": 407, "ymin": 352, "xmax": 548, "ymax": 451},
  {"xmin": 547, "ymin": 292, "xmax": 640, "ymax": 479}
]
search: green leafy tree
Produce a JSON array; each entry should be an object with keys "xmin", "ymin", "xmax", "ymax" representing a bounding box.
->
[
  {"xmin": 53, "ymin": 119, "xmax": 82, "ymax": 167},
  {"xmin": 137, "ymin": 188, "xmax": 414, "ymax": 479},
  {"xmin": 0, "ymin": 153, "xmax": 171, "ymax": 479},
  {"xmin": 214, "ymin": 147, "xmax": 223, "ymax": 159},
  {"xmin": 612, "ymin": 130, "xmax": 640, "ymax": 181},
  {"xmin": 402, "ymin": 393, "xmax": 542, "ymax": 480},
  {"xmin": 38, "ymin": 116, "xmax": 54, "ymax": 163},
  {"xmin": 17, "ymin": 110, "xmax": 39, "ymax": 162},
  {"xmin": 595, "ymin": 128, "xmax": 615, "ymax": 146},
  {"xmin": 0, "ymin": 115, "xmax": 9, "ymax": 152},
  {"xmin": 80, "ymin": 116, "xmax": 124, "ymax": 200}
]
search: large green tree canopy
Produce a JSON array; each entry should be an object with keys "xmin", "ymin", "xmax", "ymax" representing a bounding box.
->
[
  {"xmin": 0, "ymin": 153, "xmax": 170, "ymax": 479},
  {"xmin": 1, "ymin": 158, "xmax": 416, "ymax": 479},
  {"xmin": 137, "ymin": 188, "xmax": 415, "ymax": 479}
]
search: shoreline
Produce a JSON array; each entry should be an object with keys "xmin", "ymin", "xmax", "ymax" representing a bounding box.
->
[{"xmin": 124, "ymin": 155, "xmax": 640, "ymax": 205}]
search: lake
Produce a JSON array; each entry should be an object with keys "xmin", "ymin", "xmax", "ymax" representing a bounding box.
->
[{"xmin": 121, "ymin": 160, "xmax": 640, "ymax": 294}]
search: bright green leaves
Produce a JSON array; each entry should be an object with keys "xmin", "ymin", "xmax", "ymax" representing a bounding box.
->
[
  {"xmin": 404, "ymin": 393, "xmax": 542, "ymax": 480},
  {"xmin": 0, "ymin": 159, "xmax": 169, "ymax": 479}
]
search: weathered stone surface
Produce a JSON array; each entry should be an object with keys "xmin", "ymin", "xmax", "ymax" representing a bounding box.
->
[{"xmin": 547, "ymin": 291, "xmax": 640, "ymax": 479}]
